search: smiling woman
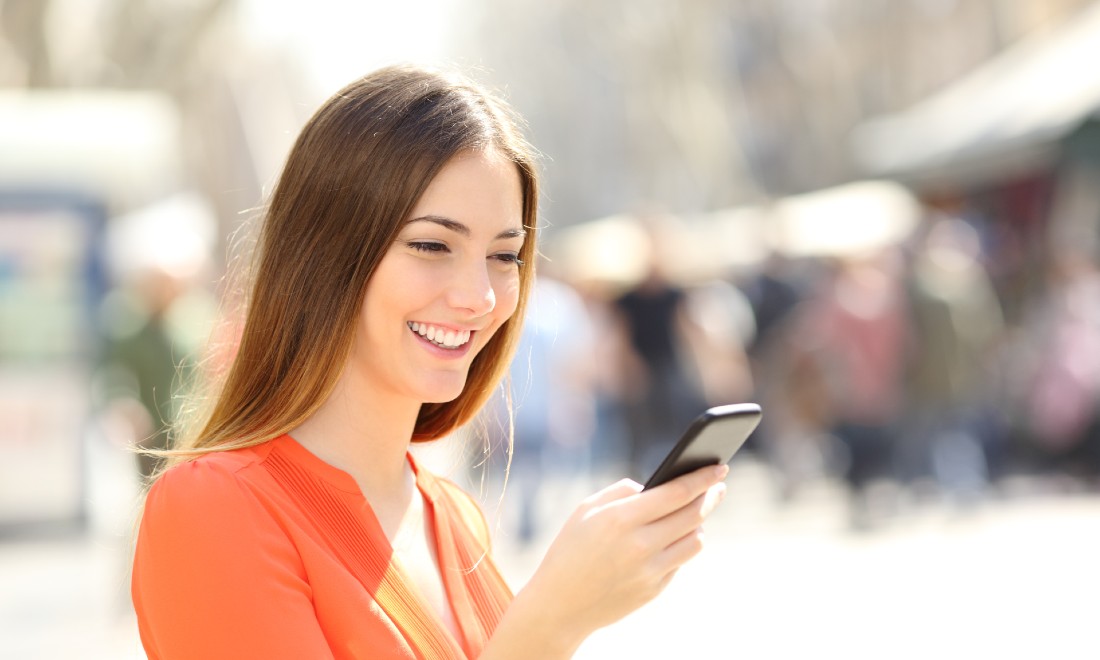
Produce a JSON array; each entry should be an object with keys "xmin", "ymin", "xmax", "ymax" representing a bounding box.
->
[{"xmin": 130, "ymin": 65, "xmax": 730, "ymax": 660}]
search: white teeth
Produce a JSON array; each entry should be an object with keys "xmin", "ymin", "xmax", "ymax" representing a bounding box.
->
[{"xmin": 407, "ymin": 322, "xmax": 471, "ymax": 349}]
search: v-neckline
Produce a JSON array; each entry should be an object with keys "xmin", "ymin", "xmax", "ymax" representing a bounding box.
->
[
  {"xmin": 389, "ymin": 457, "xmax": 467, "ymax": 651},
  {"xmin": 267, "ymin": 435, "xmax": 473, "ymax": 657}
]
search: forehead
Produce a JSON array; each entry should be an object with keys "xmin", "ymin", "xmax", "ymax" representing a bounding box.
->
[{"xmin": 408, "ymin": 149, "xmax": 524, "ymax": 233}]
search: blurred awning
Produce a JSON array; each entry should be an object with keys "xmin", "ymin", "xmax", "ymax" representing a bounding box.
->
[
  {"xmin": 768, "ymin": 180, "xmax": 921, "ymax": 258},
  {"xmin": 681, "ymin": 206, "xmax": 770, "ymax": 279},
  {"xmin": 543, "ymin": 207, "xmax": 772, "ymax": 288},
  {"xmin": 544, "ymin": 181, "xmax": 918, "ymax": 287},
  {"xmin": 0, "ymin": 90, "xmax": 183, "ymax": 210},
  {"xmin": 851, "ymin": 2, "xmax": 1100, "ymax": 188},
  {"xmin": 542, "ymin": 213, "xmax": 655, "ymax": 288}
]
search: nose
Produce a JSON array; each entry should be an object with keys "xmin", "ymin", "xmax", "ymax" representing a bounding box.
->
[{"xmin": 447, "ymin": 258, "xmax": 496, "ymax": 317}]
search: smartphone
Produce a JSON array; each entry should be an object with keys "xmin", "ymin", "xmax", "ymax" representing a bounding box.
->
[{"xmin": 643, "ymin": 403, "xmax": 762, "ymax": 490}]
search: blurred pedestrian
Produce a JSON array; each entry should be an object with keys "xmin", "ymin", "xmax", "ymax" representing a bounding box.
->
[
  {"xmin": 902, "ymin": 216, "xmax": 1005, "ymax": 501},
  {"xmin": 1020, "ymin": 249, "xmax": 1100, "ymax": 481},
  {"xmin": 95, "ymin": 192, "xmax": 217, "ymax": 485},
  {"xmin": 501, "ymin": 269, "xmax": 598, "ymax": 544},
  {"xmin": 795, "ymin": 251, "xmax": 910, "ymax": 524},
  {"xmin": 96, "ymin": 264, "xmax": 209, "ymax": 484},
  {"xmin": 611, "ymin": 222, "xmax": 709, "ymax": 480},
  {"xmin": 738, "ymin": 254, "xmax": 826, "ymax": 494}
]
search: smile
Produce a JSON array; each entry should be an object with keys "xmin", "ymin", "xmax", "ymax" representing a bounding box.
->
[{"xmin": 408, "ymin": 322, "xmax": 472, "ymax": 350}]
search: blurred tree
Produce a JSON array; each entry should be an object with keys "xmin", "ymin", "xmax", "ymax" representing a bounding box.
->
[
  {"xmin": 452, "ymin": 0, "xmax": 1098, "ymax": 223},
  {"xmin": 0, "ymin": 0, "xmax": 51, "ymax": 86},
  {"xmin": 0, "ymin": 0, "xmax": 297, "ymax": 257},
  {"xmin": 0, "ymin": 0, "xmax": 233, "ymax": 89},
  {"xmin": 454, "ymin": 0, "xmax": 759, "ymax": 226},
  {"xmin": 3, "ymin": 0, "xmax": 1096, "ymax": 226}
]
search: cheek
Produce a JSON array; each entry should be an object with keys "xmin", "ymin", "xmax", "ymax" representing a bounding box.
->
[
  {"xmin": 366, "ymin": 256, "xmax": 434, "ymax": 312},
  {"xmin": 360, "ymin": 272, "xmax": 416, "ymax": 343},
  {"xmin": 493, "ymin": 272, "xmax": 522, "ymax": 319}
]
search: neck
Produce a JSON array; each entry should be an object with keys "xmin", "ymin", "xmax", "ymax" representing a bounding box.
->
[{"xmin": 289, "ymin": 369, "xmax": 422, "ymax": 505}]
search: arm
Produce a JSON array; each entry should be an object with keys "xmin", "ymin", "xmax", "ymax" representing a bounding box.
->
[
  {"xmin": 480, "ymin": 464, "xmax": 729, "ymax": 658},
  {"xmin": 132, "ymin": 460, "xmax": 335, "ymax": 659}
]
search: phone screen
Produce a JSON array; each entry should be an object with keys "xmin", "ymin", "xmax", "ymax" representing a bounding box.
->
[{"xmin": 643, "ymin": 403, "xmax": 762, "ymax": 490}]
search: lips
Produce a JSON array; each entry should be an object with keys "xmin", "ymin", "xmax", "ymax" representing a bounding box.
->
[{"xmin": 407, "ymin": 321, "xmax": 472, "ymax": 349}]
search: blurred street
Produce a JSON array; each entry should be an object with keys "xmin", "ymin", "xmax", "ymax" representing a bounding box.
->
[
  {"xmin": 4, "ymin": 2, "xmax": 1100, "ymax": 659},
  {"xmin": 572, "ymin": 473, "xmax": 1100, "ymax": 660},
  {"xmin": 2, "ymin": 437, "xmax": 1096, "ymax": 659}
]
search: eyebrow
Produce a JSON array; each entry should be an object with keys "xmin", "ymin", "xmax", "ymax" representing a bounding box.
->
[{"xmin": 407, "ymin": 214, "xmax": 527, "ymax": 240}]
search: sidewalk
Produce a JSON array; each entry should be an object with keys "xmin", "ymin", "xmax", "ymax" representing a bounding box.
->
[
  {"xmin": 571, "ymin": 490, "xmax": 1100, "ymax": 659},
  {"xmin": 0, "ymin": 535, "xmax": 144, "ymax": 659},
  {"xmin": 492, "ymin": 463, "xmax": 1100, "ymax": 660},
  {"xmin": 0, "ymin": 429, "xmax": 145, "ymax": 660},
  {"xmin": 2, "ymin": 440, "xmax": 1096, "ymax": 659}
]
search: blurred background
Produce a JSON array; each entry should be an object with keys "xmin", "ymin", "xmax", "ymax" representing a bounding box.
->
[{"xmin": 2, "ymin": 0, "xmax": 1099, "ymax": 657}]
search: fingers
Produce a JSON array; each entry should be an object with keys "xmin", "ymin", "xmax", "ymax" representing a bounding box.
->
[
  {"xmin": 638, "ymin": 524, "xmax": 710, "ymax": 598},
  {"xmin": 635, "ymin": 479, "xmax": 727, "ymax": 586},
  {"xmin": 544, "ymin": 470, "xmax": 726, "ymax": 626},
  {"xmin": 645, "ymin": 482, "xmax": 726, "ymax": 548},
  {"xmin": 625, "ymin": 464, "xmax": 729, "ymax": 524},
  {"xmin": 653, "ymin": 526, "xmax": 708, "ymax": 576}
]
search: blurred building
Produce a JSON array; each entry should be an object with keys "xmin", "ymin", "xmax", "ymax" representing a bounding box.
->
[
  {"xmin": 5, "ymin": 0, "xmax": 1095, "ymax": 230},
  {"xmin": 456, "ymin": 0, "xmax": 1097, "ymax": 226},
  {"xmin": 853, "ymin": 1, "xmax": 1100, "ymax": 316},
  {"xmin": 852, "ymin": 1, "xmax": 1100, "ymax": 477},
  {"xmin": 0, "ymin": 0, "xmax": 270, "ymax": 530}
]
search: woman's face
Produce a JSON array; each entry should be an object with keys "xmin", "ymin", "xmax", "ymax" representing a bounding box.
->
[{"xmin": 352, "ymin": 148, "xmax": 526, "ymax": 406}]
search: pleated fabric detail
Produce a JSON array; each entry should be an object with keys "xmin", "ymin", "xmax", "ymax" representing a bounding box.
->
[
  {"xmin": 263, "ymin": 447, "xmax": 465, "ymax": 659},
  {"xmin": 422, "ymin": 476, "xmax": 513, "ymax": 655}
]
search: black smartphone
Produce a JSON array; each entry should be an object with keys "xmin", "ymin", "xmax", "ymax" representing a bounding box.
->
[{"xmin": 643, "ymin": 403, "xmax": 763, "ymax": 490}]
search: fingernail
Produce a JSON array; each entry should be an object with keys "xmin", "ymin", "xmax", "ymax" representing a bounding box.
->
[{"xmin": 716, "ymin": 464, "xmax": 730, "ymax": 479}]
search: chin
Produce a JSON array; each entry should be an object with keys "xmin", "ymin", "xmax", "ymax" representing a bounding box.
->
[
  {"xmin": 418, "ymin": 377, "xmax": 469, "ymax": 404},
  {"xmin": 421, "ymin": 389, "xmax": 463, "ymax": 404}
]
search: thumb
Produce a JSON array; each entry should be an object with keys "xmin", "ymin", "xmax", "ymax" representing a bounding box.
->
[{"xmin": 582, "ymin": 479, "xmax": 643, "ymax": 508}]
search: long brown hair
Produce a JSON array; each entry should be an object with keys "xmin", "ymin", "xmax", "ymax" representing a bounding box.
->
[{"xmin": 164, "ymin": 65, "xmax": 539, "ymax": 470}]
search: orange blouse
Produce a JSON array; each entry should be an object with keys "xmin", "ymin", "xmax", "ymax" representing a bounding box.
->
[{"xmin": 132, "ymin": 435, "xmax": 513, "ymax": 659}]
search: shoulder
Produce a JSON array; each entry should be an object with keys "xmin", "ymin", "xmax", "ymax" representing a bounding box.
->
[
  {"xmin": 139, "ymin": 444, "xmax": 281, "ymax": 549},
  {"xmin": 132, "ymin": 444, "xmax": 329, "ymax": 658},
  {"xmin": 134, "ymin": 444, "xmax": 305, "ymax": 596},
  {"xmin": 146, "ymin": 445, "xmax": 270, "ymax": 506}
]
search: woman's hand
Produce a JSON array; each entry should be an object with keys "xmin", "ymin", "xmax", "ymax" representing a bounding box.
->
[{"xmin": 483, "ymin": 464, "xmax": 728, "ymax": 658}]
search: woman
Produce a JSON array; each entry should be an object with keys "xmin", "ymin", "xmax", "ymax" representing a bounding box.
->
[{"xmin": 132, "ymin": 64, "xmax": 728, "ymax": 659}]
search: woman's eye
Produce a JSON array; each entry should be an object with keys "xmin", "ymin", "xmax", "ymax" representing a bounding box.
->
[
  {"xmin": 406, "ymin": 241, "xmax": 448, "ymax": 254},
  {"xmin": 491, "ymin": 252, "xmax": 525, "ymax": 267}
]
